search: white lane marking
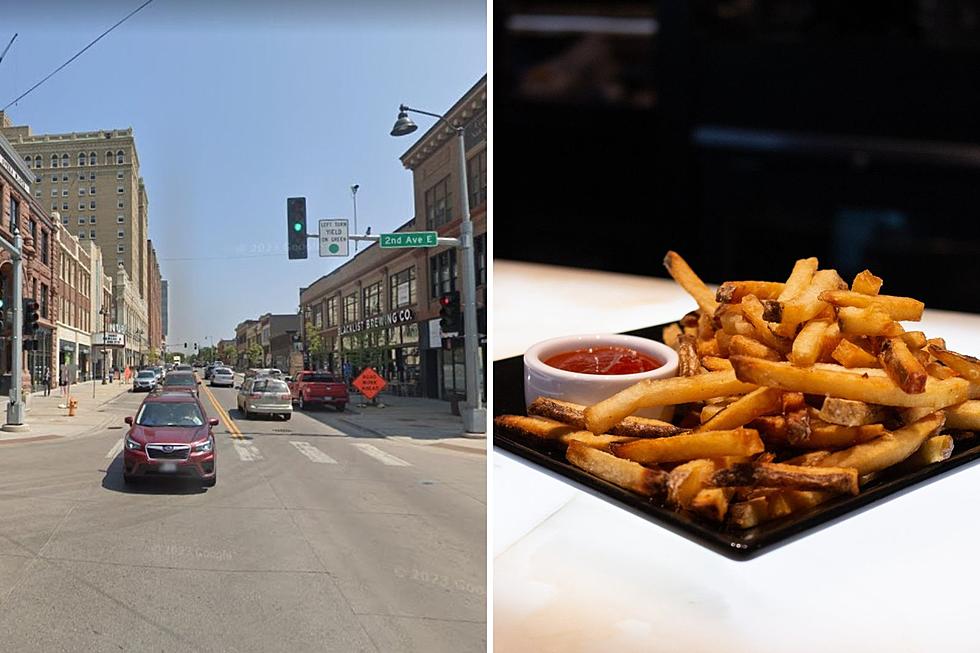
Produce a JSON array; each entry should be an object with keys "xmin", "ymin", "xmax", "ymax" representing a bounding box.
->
[
  {"xmin": 105, "ymin": 439, "xmax": 123, "ymax": 459},
  {"xmin": 234, "ymin": 442, "xmax": 262, "ymax": 462},
  {"xmin": 351, "ymin": 443, "xmax": 410, "ymax": 467},
  {"xmin": 290, "ymin": 441, "xmax": 337, "ymax": 464}
]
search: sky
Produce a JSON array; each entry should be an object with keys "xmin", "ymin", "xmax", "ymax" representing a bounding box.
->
[{"xmin": 0, "ymin": 0, "xmax": 487, "ymax": 354}]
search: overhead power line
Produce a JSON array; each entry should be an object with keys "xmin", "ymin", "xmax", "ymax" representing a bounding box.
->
[
  {"xmin": 3, "ymin": 0, "xmax": 155, "ymax": 111},
  {"xmin": 0, "ymin": 33, "xmax": 17, "ymax": 68}
]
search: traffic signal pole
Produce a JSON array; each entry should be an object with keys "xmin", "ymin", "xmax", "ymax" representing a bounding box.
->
[{"xmin": 0, "ymin": 229, "xmax": 26, "ymax": 430}]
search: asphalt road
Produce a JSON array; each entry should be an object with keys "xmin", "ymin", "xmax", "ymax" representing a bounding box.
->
[{"xmin": 0, "ymin": 380, "xmax": 486, "ymax": 652}]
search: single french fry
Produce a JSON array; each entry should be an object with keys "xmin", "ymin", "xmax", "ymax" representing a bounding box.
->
[
  {"xmin": 838, "ymin": 306, "xmax": 904, "ymax": 337},
  {"xmin": 699, "ymin": 403, "xmax": 727, "ymax": 423},
  {"xmin": 946, "ymin": 401, "xmax": 980, "ymax": 430},
  {"xmin": 662, "ymin": 323, "xmax": 682, "ymax": 349},
  {"xmin": 740, "ymin": 295, "xmax": 791, "ymax": 353},
  {"xmin": 716, "ymin": 281, "xmax": 785, "ymax": 304},
  {"xmin": 790, "ymin": 319, "xmax": 831, "ymax": 367},
  {"xmin": 789, "ymin": 420, "xmax": 886, "ymax": 449},
  {"xmin": 663, "ymin": 251, "xmax": 718, "ymax": 316},
  {"xmin": 929, "ymin": 346, "xmax": 980, "ymax": 384},
  {"xmin": 667, "ymin": 459, "xmax": 716, "ymax": 509},
  {"xmin": 831, "ymin": 338, "xmax": 879, "ymax": 368},
  {"xmin": 900, "ymin": 331, "xmax": 928, "ymax": 351},
  {"xmin": 729, "ymin": 356, "xmax": 969, "ymax": 409},
  {"xmin": 892, "ymin": 434, "xmax": 954, "ymax": 473},
  {"xmin": 817, "ymin": 412, "xmax": 945, "ymax": 475},
  {"xmin": 493, "ymin": 414, "xmax": 637, "ymax": 449},
  {"xmin": 818, "ymin": 290, "xmax": 924, "ymax": 322},
  {"xmin": 718, "ymin": 311, "xmax": 755, "ymax": 337},
  {"xmin": 729, "ymin": 334, "xmax": 782, "ymax": 361},
  {"xmin": 926, "ymin": 337, "xmax": 947, "ymax": 350},
  {"xmin": 676, "ymin": 334, "xmax": 701, "ymax": 377},
  {"xmin": 879, "ymin": 337, "xmax": 928, "ymax": 394},
  {"xmin": 701, "ymin": 356, "xmax": 733, "ymax": 372},
  {"xmin": 851, "ymin": 269, "xmax": 883, "ymax": 296},
  {"xmin": 715, "ymin": 330, "xmax": 732, "ymax": 357},
  {"xmin": 926, "ymin": 361, "xmax": 958, "ymax": 380},
  {"xmin": 711, "ymin": 462, "xmax": 859, "ymax": 495},
  {"xmin": 696, "ymin": 387, "xmax": 784, "ymax": 432},
  {"xmin": 774, "ymin": 269, "xmax": 848, "ymax": 337},
  {"xmin": 818, "ymin": 397, "xmax": 889, "ymax": 427},
  {"xmin": 566, "ymin": 441, "xmax": 668, "ymax": 497},
  {"xmin": 583, "ymin": 370, "xmax": 757, "ymax": 435},
  {"xmin": 527, "ymin": 397, "xmax": 683, "ymax": 438},
  {"xmin": 689, "ymin": 488, "xmax": 734, "ymax": 522},
  {"xmin": 782, "ymin": 451, "xmax": 833, "ymax": 467},
  {"xmin": 696, "ymin": 337, "xmax": 721, "ymax": 358},
  {"xmin": 777, "ymin": 257, "xmax": 819, "ymax": 302},
  {"xmin": 610, "ymin": 428, "xmax": 764, "ymax": 464},
  {"xmin": 730, "ymin": 496, "xmax": 770, "ymax": 529}
]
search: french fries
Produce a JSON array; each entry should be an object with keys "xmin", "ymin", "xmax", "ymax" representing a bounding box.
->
[{"xmin": 497, "ymin": 252, "xmax": 979, "ymax": 530}]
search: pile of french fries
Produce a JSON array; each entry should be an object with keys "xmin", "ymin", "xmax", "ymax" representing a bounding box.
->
[{"xmin": 495, "ymin": 252, "xmax": 980, "ymax": 528}]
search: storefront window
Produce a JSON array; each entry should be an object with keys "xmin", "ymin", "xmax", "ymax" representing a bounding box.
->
[
  {"xmin": 424, "ymin": 176, "xmax": 452, "ymax": 229},
  {"xmin": 343, "ymin": 293, "xmax": 358, "ymax": 323},
  {"xmin": 326, "ymin": 296, "xmax": 338, "ymax": 327},
  {"xmin": 389, "ymin": 267, "xmax": 416, "ymax": 308},
  {"xmin": 474, "ymin": 233, "xmax": 486, "ymax": 286},
  {"xmin": 429, "ymin": 249, "xmax": 457, "ymax": 298},
  {"xmin": 362, "ymin": 281, "xmax": 383, "ymax": 317},
  {"xmin": 467, "ymin": 149, "xmax": 487, "ymax": 209}
]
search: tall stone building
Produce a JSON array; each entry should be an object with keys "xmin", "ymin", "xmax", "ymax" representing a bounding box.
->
[
  {"xmin": 146, "ymin": 240, "xmax": 163, "ymax": 358},
  {"xmin": 0, "ymin": 113, "xmax": 150, "ymax": 304}
]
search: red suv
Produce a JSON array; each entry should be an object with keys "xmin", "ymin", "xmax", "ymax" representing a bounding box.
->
[{"xmin": 123, "ymin": 392, "xmax": 218, "ymax": 487}]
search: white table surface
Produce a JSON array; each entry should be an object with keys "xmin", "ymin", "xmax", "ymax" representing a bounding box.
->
[{"xmin": 493, "ymin": 259, "xmax": 980, "ymax": 653}]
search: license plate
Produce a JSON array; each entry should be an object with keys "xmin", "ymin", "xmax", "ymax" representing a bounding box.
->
[{"xmin": 159, "ymin": 462, "xmax": 178, "ymax": 473}]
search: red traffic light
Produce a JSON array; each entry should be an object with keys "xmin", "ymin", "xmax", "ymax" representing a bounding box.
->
[{"xmin": 439, "ymin": 294, "xmax": 452, "ymax": 307}]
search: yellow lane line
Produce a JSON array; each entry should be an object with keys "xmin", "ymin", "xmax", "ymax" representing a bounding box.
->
[{"xmin": 201, "ymin": 382, "xmax": 242, "ymax": 439}]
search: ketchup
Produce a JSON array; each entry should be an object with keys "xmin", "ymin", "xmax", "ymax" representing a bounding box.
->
[{"xmin": 543, "ymin": 346, "xmax": 662, "ymax": 375}]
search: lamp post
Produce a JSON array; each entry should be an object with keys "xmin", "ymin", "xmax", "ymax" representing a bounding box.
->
[
  {"xmin": 100, "ymin": 305, "xmax": 109, "ymax": 384},
  {"xmin": 390, "ymin": 104, "xmax": 485, "ymax": 433},
  {"xmin": 351, "ymin": 185, "xmax": 360, "ymax": 251},
  {"xmin": 135, "ymin": 328, "xmax": 143, "ymax": 368}
]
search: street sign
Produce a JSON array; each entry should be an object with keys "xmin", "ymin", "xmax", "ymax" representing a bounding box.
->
[
  {"xmin": 352, "ymin": 367, "xmax": 386, "ymax": 400},
  {"xmin": 379, "ymin": 232, "xmax": 438, "ymax": 248},
  {"xmin": 319, "ymin": 218, "xmax": 349, "ymax": 257}
]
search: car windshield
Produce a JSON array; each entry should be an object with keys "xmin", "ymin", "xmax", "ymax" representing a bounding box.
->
[
  {"xmin": 164, "ymin": 375, "xmax": 195, "ymax": 386},
  {"xmin": 215, "ymin": 368, "xmax": 232, "ymax": 375},
  {"xmin": 137, "ymin": 371, "xmax": 155, "ymax": 378},
  {"xmin": 136, "ymin": 402, "xmax": 204, "ymax": 427},
  {"xmin": 306, "ymin": 373, "xmax": 336, "ymax": 382},
  {"xmin": 254, "ymin": 379, "xmax": 289, "ymax": 393}
]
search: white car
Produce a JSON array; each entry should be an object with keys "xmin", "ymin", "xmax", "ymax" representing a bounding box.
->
[
  {"xmin": 210, "ymin": 367, "xmax": 235, "ymax": 388},
  {"xmin": 133, "ymin": 370, "xmax": 158, "ymax": 392}
]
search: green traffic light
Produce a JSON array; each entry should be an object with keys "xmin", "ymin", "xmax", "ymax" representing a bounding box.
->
[{"xmin": 293, "ymin": 222, "xmax": 302, "ymax": 232}]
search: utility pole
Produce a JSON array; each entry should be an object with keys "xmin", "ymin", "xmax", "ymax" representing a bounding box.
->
[{"xmin": 351, "ymin": 184, "xmax": 359, "ymax": 251}]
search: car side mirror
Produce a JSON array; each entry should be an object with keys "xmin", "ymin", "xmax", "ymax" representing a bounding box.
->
[
  {"xmin": 208, "ymin": 418, "xmax": 219, "ymax": 426},
  {"xmin": 124, "ymin": 416, "xmax": 133, "ymax": 425}
]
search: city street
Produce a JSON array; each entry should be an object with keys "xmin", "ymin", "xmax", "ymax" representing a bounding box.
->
[{"xmin": 0, "ymin": 380, "xmax": 486, "ymax": 652}]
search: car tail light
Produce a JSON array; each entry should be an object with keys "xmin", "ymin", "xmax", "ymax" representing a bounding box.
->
[
  {"xmin": 280, "ymin": 393, "xmax": 291, "ymax": 400},
  {"xmin": 250, "ymin": 393, "xmax": 262, "ymax": 399}
]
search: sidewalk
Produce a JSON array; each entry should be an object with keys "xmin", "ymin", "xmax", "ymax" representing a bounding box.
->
[
  {"xmin": 0, "ymin": 379, "xmax": 133, "ymax": 442},
  {"xmin": 336, "ymin": 392, "xmax": 486, "ymax": 455}
]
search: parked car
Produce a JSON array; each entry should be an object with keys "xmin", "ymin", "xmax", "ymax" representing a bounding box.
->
[
  {"xmin": 152, "ymin": 366, "xmax": 165, "ymax": 380},
  {"xmin": 237, "ymin": 377, "xmax": 292, "ymax": 420},
  {"xmin": 133, "ymin": 369, "xmax": 158, "ymax": 392},
  {"xmin": 210, "ymin": 367, "xmax": 235, "ymax": 388},
  {"xmin": 174, "ymin": 364, "xmax": 193, "ymax": 373},
  {"xmin": 245, "ymin": 367, "xmax": 283, "ymax": 380},
  {"xmin": 289, "ymin": 370, "xmax": 349, "ymax": 411},
  {"xmin": 122, "ymin": 391, "xmax": 218, "ymax": 486},
  {"xmin": 159, "ymin": 371, "xmax": 200, "ymax": 397}
]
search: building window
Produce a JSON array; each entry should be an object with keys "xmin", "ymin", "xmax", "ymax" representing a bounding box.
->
[
  {"xmin": 117, "ymin": 244, "xmax": 124, "ymax": 253},
  {"xmin": 34, "ymin": 155, "xmax": 41, "ymax": 168},
  {"xmin": 78, "ymin": 217, "xmax": 86, "ymax": 225},
  {"xmin": 51, "ymin": 154, "xmax": 58, "ymax": 168},
  {"xmin": 29, "ymin": 219, "xmax": 36, "ymax": 246},
  {"xmin": 51, "ymin": 189, "xmax": 58, "ymax": 197},
  {"xmin": 41, "ymin": 230, "xmax": 49, "ymax": 265},
  {"xmin": 424, "ymin": 176, "xmax": 452, "ymax": 229},
  {"xmin": 61, "ymin": 215, "xmax": 69, "ymax": 225},
  {"xmin": 79, "ymin": 202, "xmax": 86, "ymax": 210},
  {"xmin": 34, "ymin": 190, "xmax": 41, "ymax": 198},
  {"xmin": 429, "ymin": 249, "xmax": 457, "ymax": 298},
  {"xmin": 78, "ymin": 153, "xmax": 86, "ymax": 166},
  {"xmin": 474, "ymin": 233, "xmax": 486, "ymax": 286},
  {"xmin": 89, "ymin": 201, "xmax": 95, "ymax": 209},
  {"xmin": 343, "ymin": 293, "xmax": 358, "ymax": 324},
  {"xmin": 90, "ymin": 186, "xmax": 96, "ymax": 194},
  {"xmin": 116, "ymin": 171, "xmax": 123, "ymax": 180},
  {"xmin": 362, "ymin": 281, "xmax": 383, "ymax": 317},
  {"xmin": 89, "ymin": 152, "xmax": 96, "ymax": 166},
  {"xmin": 117, "ymin": 186, "xmax": 124, "ymax": 194},
  {"xmin": 89, "ymin": 172, "xmax": 95, "ymax": 181},
  {"xmin": 78, "ymin": 231, "xmax": 86, "ymax": 240},
  {"xmin": 61, "ymin": 154, "xmax": 69, "ymax": 168},
  {"xmin": 10, "ymin": 197, "xmax": 19, "ymax": 232},
  {"xmin": 40, "ymin": 284, "xmax": 48, "ymax": 319},
  {"xmin": 117, "ymin": 200, "xmax": 124, "ymax": 209},
  {"xmin": 117, "ymin": 229, "xmax": 124, "ymax": 238},
  {"xmin": 62, "ymin": 203, "xmax": 68, "ymax": 211},
  {"xmin": 106, "ymin": 151, "xmax": 113, "ymax": 165},
  {"xmin": 24, "ymin": 155, "xmax": 31, "ymax": 167},
  {"xmin": 467, "ymin": 150, "xmax": 487, "ymax": 209},
  {"xmin": 312, "ymin": 304, "xmax": 323, "ymax": 329},
  {"xmin": 389, "ymin": 267, "xmax": 417, "ymax": 308},
  {"xmin": 89, "ymin": 216, "xmax": 96, "ymax": 224},
  {"xmin": 116, "ymin": 215, "xmax": 124, "ymax": 224},
  {"xmin": 116, "ymin": 150, "xmax": 124, "ymax": 164},
  {"xmin": 78, "ymin": 173, "xmax": 86, "ymax": 180},
  {"xmin": 326, "ymin": 296, "xmax": 338, "ymax": 327},
  {"xmin": 79, "ymin": 188, "xmax": 86, "ymax": 196},
  {"xmin": 61, "ymin": 173, "xmax": 68, "ymax": 181},
  {"xmin": 90, "ymin": 229, "xmax": 96, "ymax": 239}
]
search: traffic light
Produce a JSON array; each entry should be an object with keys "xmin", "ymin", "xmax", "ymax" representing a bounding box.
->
[
  {"xmin": 287, "ymin": 197, "xmax": 308, "ymax": 260},
  {"xmin": 439, "ymin": 291, "xmax": 461, "ymax": 333},
  {"xmin": 22, "ymin": 298, "xmax": 39, "ymax": 336}
]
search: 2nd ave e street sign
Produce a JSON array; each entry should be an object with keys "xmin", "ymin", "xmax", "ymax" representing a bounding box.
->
[{"xmin": 380, "ymin": 232, "xmax": 438, "ymax": 248}]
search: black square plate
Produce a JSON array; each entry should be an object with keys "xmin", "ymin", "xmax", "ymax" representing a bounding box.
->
[{"xmin": 494, "ymin": 322, "xmax": 980, "ymax": 560}]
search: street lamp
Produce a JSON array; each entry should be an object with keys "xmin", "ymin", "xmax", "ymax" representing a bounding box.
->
[
  {"xmin": 135, "ymin": 328, "xmax": 143, "ymax": 368},
  {"xmin": 99, "ymin": 305, "xmax": 110, "ymax": 384},
  {"xmin": 390, "ymin": 104, "xmax": 485, "ymax": 433},
  {"xmin": 351, "ymin": 184, "xmax": 360, "ymax": 251}
]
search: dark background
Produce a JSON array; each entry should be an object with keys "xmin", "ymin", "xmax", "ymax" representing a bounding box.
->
[{"xmin": 495, "ymin": 0, "xmax": 980, "ymax": 312}]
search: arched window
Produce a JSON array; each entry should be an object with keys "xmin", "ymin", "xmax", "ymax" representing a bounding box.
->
[
  {"xmin": 89, "ymin": 152, "xmax": 96, "ymax": 166},
  {"xmin": 24, "ymin": 156, "xmax": 31, "ymax": 168},
  {"xmin": 51, "ymin": 154, "xmax": 59, "ymax": 168},
  {"xmin": 116, "ymin": 150, "xmax": 125, "ymax": 164},
  {"xmin": 34, "ymin": 156, "xmax": 41, "ymax": 168},
  {"xmin": 78, "ymin": 153, "xmax": 86, "ymax": 166},
  {"xmin": 61, "ymin": 153, "xmax": 69, "ymax": 168}
]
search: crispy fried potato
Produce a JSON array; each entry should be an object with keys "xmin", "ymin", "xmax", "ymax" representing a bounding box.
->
[
  {"xmin": 527, "ymin": 397, "xmax": 683, "ymax": 437},
  {"xmin": 663, "ymin": 251, "xmax": 718, "ymax": 316},
  {"xmin": 610, "ymin": 428, "xmax": 764, "ymax": 464},
  {"xmin": 696, "ymin": 387, "xmax": 784, "ymax": 433},
  {"xmin": 818, "ymin": 290, "xmax": 924, "ymax": 322},
  {"xmin": 689, "ymin": 488, "xmax": 734, "ymax": 522},
  {"xmin": 711, "ymin": 462, "xmax": 859, "ymax": 495},
  {"xmin": 701, "ymin": 356, "xmax": 733, "ymax": 372},
  {"xmin": 662, "ymin": 323, "xmax": 682, "ymax": 349},
  {"xmin": 676, "ymin": 334, "xmax": 701, "ymax": 377},
  {"xmin": 729, "ymin": 334, "xmax": 782, "ymax": 361},
  {"xmin": 699, "ymin": 403, "xmax": 727, "ymax": 423},
  {"xmin": 730, "ymin": 356, "xmax": 969, "ymax": 409},
  {"xmin": 718, "ymin": 310, "xmax": 756, "ymax": 337},
  {"xmin": 894, "ymin": 434, "xmax": 954, "ymax": 472},
  {"xmin": 946, "ymin": 401, "xmax": 980, "ymax": 430},
  {"xmin": 851, "ymin": 270, "xmax": 883, "ymax": 296},
  {"xmin": 773, "ymin": 270, "xmax": 848, "ymax": 337},
  {"xmin": 929, "ymin": 346, "xmax": 980, "ymax": 384},
  {"xmin": 818, "ymin": 397, "xmax": 889, "ymax": 427},
  {"xmin": 730, "ymin": 496, "xmax": 770, "ymax": 529},
  {"xmin": 777, "ymin": 257, "xmax": 819, "ymax": 302},
  {"xmin": 831, "ymin": 338, "xmax": 880, "ymax": 368},
  {"xmin": 837, "ymin": 306, "xmax": 904, "ymax": 337},
  {"xmin": 493, "ymin": 414, "xmax": 637, "ymax": 449},
  {"xmin": 926, "ymin": 361, "xmax": 958, "ymax": 380},
  {"xmin": 879, "ymin": 337, "xmax": 928, "ymax": 394},
  {"xmin": 566, "ymin": 441, "xmax": 668, "ymax": 497},
  {"xmin": 740, "ymin": 295, "xmax": 792, "ymax": 353},
  {"xmin": 900, "ymin": 331, "xmax": 928, "ymax": 351},
  {"xmin": 790, "ymin": 319, "xmax": 832, "ymax": 367},
  {"xmin": 789, "ymin": 420, "xmax": 886, "ymax": 449},
  {"xmin": 667, "ymin": 459, "xmax": 716, "ymax": 509},
  {"xmin": 583, "ymin": 370, "xmax": 757, "ymax": 435},
  {"xmin": 817, "ymin": 412, "xmax": 945, "ymax": 476},
  {"xmin": 716, "ymin": 281, "xmax": 785, "ymax": 304}
]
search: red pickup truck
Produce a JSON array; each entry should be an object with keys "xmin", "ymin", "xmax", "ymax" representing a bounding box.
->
[{"xmin": 289, "ymin": 371, "xmax": 349, "ymax": 412}]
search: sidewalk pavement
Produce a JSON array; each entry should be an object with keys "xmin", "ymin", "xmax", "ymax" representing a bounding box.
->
[
  {"xmin": 0, "ymin": 379, "xmax": 134, "ymax": 442},
  {"xmin": 337, "ymin": 392, "xmax": 486, "ymax": 455}
]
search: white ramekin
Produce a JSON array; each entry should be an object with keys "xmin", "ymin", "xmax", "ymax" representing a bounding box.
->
[{"xmin": 523, "ymin": 334, "xmax": 679, "ymax": 420}]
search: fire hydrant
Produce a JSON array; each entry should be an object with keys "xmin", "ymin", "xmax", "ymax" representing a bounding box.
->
[{"xmin": 68, "ymin": 397, "xmax": 78, "ymax": 417}]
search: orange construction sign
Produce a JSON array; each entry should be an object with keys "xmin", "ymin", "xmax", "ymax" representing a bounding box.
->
[{"xmin": 352, "ymin": 367, "xmax": 386, "ymax": 400}]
